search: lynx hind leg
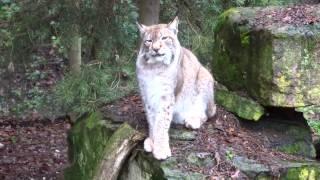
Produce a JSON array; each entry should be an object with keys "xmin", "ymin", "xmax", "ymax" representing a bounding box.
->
[
  {"xmin": 206, "ymin": 85, "xmax": 217, "ymax": 118},
  {"xmin": 185, "ymin": 74, "xmax": 215, "ymax": 129},
  {"xmin": 184, "ymin": 96, "xmax": 208, "ymax": 129},
  {"xmin": 207, "ymin": 100, "xmax": 217, "ymax": 118}
]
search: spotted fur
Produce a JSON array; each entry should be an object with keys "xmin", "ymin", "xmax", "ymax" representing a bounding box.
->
[{"xmin": 136, "ymin": 17, "xmax": 216, "ymax": 160}]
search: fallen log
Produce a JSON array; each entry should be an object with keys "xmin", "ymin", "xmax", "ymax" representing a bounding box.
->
[
  {"xmin": 64, "ymin": 112, "xmax": 144, "ymax": 180},
  {"xmin": 93, "ymin": 123, "xmax": 144, "ymax": 180}
]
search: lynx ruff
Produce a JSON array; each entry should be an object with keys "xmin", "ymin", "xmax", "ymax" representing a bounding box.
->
[{"xmin": 136, "ymin": 17, "xmax": 216, "ymax": 160}]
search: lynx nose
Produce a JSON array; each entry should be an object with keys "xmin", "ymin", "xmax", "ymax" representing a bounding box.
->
[{"xmin": 152, "ymin": 43, "xmax": 161, "ymax": 53}]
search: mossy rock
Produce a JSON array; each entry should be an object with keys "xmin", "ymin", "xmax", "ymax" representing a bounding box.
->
[
  {"xmin": 233, "ymin": 156, "xmax": 320, "ymax": 179},
  {"xmin": 251, "ymin": 0, "xmax": 318, "ymax": 6},
  {"xmin": 213, "ymin": 5, "xmax": 320, "ymax": 109},
  {"xmin": 215, "ymin": 88, "xmax": 265, "ymax": 121}
]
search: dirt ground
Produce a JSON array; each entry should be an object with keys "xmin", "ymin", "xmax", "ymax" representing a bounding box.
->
[{"xmin": 0, "ymin": 116, "xmax": 70, "ymax": 180}]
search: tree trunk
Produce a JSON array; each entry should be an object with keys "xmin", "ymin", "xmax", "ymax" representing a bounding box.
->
[
  {"xmin": 68, "ymin": 26, "xmax": 81, "ymax": 75},
  {"xmin": 138, "ymin": 0, "xmax": 160, "ymax": 25},
  {"xmin": 67, "ymin": 0, "xmax": 81, "ymax": 74}
]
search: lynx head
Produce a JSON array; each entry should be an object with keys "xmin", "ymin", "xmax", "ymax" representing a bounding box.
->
[{"xmin": 137, "ymin": 17, "xmax": 180, "ymax": 65}]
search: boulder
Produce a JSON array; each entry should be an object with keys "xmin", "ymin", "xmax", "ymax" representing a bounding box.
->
[{"xmin": 213, "ymin": 5, "xmax": 320, "ymax": 120}]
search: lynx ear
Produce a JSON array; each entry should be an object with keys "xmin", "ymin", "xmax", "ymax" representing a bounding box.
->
[
  {"xmin": 136, "ymin": 22, "xmax": 147, "ymax": 36},
  {"xmin": 167, "ymin": 16, "xmax": 179, "ymax": 35}
]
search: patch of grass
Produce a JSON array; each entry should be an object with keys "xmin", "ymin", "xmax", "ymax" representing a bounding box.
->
[{"xmin": 226, "ymin": 148, "xmax": 235, "ymax": 161}]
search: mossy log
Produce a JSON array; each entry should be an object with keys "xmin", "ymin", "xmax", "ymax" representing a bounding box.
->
[
  {"xmin": 93, "ymin": 123, "xmax": 144, "ymax": 180},
  {"xmin": 64, "ymin": 113, "xmax": 144, "ymax": 180}
]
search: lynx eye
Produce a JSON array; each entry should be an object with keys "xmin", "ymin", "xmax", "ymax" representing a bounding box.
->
[
  {"xmin": 145, "ymin": 39, "xmax": 152, "ymax": 43},
  {"xmin": 161, "ymin": 36, "xmax": 168, "ymax": 40}
]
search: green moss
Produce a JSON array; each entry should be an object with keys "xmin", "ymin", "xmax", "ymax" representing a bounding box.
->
[
  {"xmin": 240, "ymin": 32, "xmax": 250, "ymax": 47},
  {"xmin": 215, "ymin": 89, "xmax": 264, "ymax": 121},
  {"xmin": 213, "ymin": 8, "xmax": 254, "ymax": 90},
  {"xmin": 214, "ymin": 8, "xmax": 240, "ymax": 33},
  {"xmin": 296, "ymin": 105, "xmax": 320, "ymax": 121},
  {"xmin": 277, "ymin": 141, "xmax": 316, "ymax": 158},
  {"xmin": 246, "ymin": 30, "xmax": 273, "ymax": 105},
  {"xmin": 284, "ymin": 166, "xmax": 320, "ymax": 180}
]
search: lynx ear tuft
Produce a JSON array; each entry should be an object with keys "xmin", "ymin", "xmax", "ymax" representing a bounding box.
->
[
  {"xmin": 136, "ymin": 22, "xmax": 147, "ymax": 36},
  {"xmin": 167, "ymin": 16, "xmax": 179, "ymax": 35}
]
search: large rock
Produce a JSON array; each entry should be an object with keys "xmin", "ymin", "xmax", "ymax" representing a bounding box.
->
[{"xmin": 213, "ymin": 5, "xmax": 320, "ymax": 120}]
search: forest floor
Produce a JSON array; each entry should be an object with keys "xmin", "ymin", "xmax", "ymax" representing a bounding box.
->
[
  {"xmin": 0, "ymin": 116, "xmax": 70, "ymax": 179},
  {"xmin": 1, "ymin": 93, "xmax": 308, "ymax": 179}
]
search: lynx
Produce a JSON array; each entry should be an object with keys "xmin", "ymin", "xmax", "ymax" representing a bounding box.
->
[{"xmin": 136, "ymin": 17, "xmax": 216, "ymax": 160}]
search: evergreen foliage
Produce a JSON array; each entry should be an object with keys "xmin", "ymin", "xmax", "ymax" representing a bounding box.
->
[
  {"xmin": 159, "ymin": 0, "xmax": 248, "ymax": 65},
  {"xmin": 54, "ymin": 63, "xmax": 137, "ymax": 114}
]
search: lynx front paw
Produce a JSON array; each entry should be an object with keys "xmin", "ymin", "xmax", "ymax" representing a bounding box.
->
[
  {"xmin": 144, "ymin": 137, "xmax": 153, "ymax": 152},
  {"xmin": 185, "ymin": 116, "xmax": 206, "ymax": 129},
  {"xmin": 152, "ymin": 144, "xmax": 172, "ymax": 160}
]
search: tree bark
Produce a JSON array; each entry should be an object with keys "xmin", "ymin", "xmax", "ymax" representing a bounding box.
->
[
  {"xmin": 138, "ymin": 0, "xmax": 160, "ymax": 25},
  {"xmin": 67, "ymin": 0, "xmax": 82, "ymax": 74}
]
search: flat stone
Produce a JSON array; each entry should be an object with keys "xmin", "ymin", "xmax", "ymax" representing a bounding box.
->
[
  {"xmin": 233, "ymin": 156, "xmax": 320, "ymax": 179},
  {"xmin": 119, "ymin": 152, "xmax": 207, "ymax": 180},
  {"xmin": 215, "ymin": 89, "xmax": 265, "ymax": 121},
  {"xmin": 169, "ymin": 128, "xmax": 197, "ymax": 141}
]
